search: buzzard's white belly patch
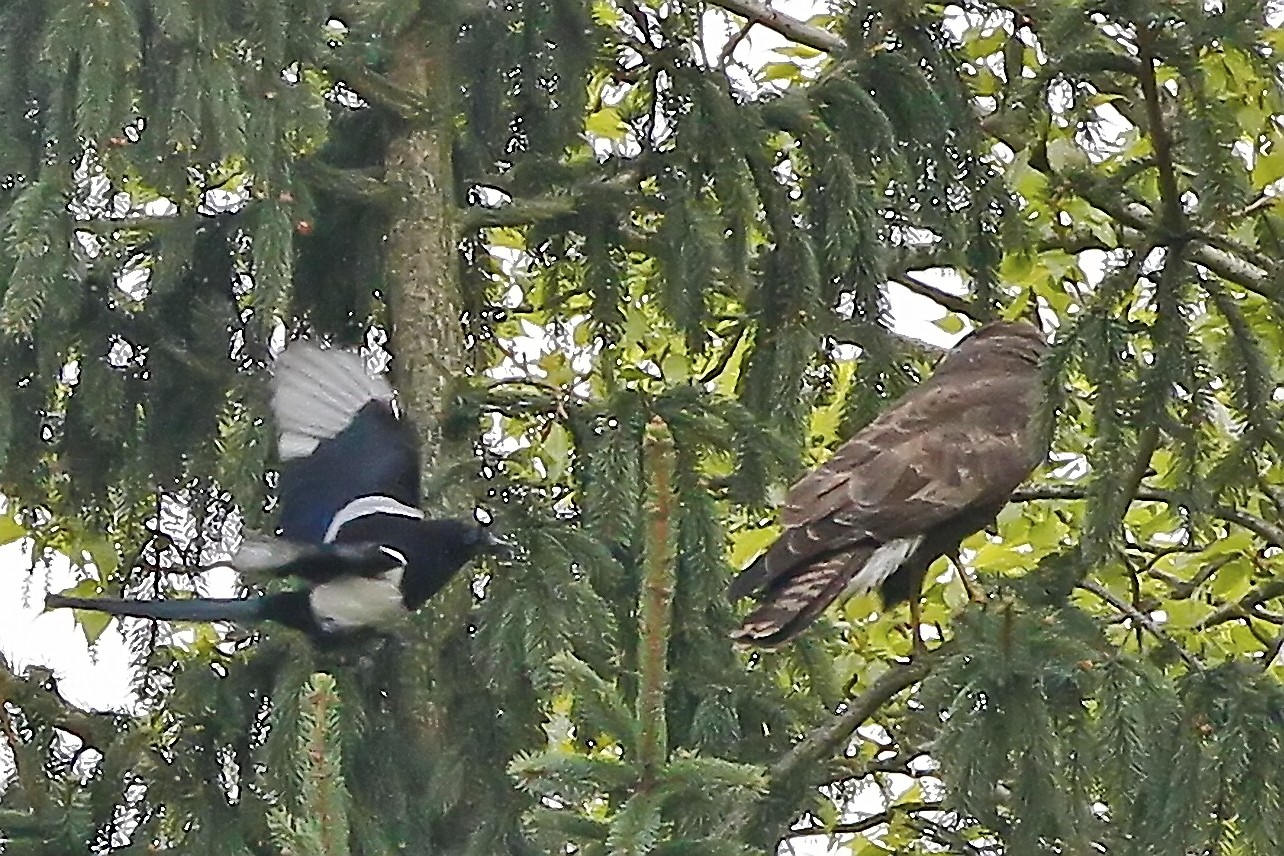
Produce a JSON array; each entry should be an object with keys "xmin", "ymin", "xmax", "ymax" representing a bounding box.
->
[
  {"xmin": 844, "ymin": 536, "xmax": 924, "ymax": 598},
  {"xmin": 311, "ymin": 567, "xmax": 406, "ymax": 632}
]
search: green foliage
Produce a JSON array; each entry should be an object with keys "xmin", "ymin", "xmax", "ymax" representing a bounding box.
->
[
  {"xmin": 268, "ymin": 673, "xmax": 353, "ymax": 856},
  {"xmin": 2, "ymin": 1, "xmax": 1284, "ymax": 855}
]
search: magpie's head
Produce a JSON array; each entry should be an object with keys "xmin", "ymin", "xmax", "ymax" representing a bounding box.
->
[
  {"xmin": 430, "ymin": 519, "xmax": 515, "ymax": 561},
  {"xmin": 470, "ymin": 523, "xmax": 516, "ymax": 558}
]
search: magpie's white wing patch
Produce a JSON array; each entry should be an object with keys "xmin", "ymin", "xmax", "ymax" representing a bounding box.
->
[
  {"xmin": 273, "ymin": 342, "xmax": 394, "ymax": 460},
  {"xmin": 232, "ymin": 532, "xmax": 307, "ymax": 573},
  {"xmin": 323, "ymin": 495, "xmax": 424, "ymax": 543}
]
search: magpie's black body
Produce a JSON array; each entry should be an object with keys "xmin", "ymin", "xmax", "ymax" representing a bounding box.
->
[{"xmin": 47, "ymin": 342, "xmax": 508, "ymax": 644}]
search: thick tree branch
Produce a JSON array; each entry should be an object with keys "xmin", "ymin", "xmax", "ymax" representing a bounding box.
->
[
  {"xmin": 703, "ymin": 0, "xmax": 847, "ymax": 54},
  {"xmin": 326, "ymin": 59, "xmax": 431, "ymax": 121},
  {"xmin": 1136, "ymin": 26, "xmax": 1183, "ymax": 236},
  {"xmin": 1013, "ymin": 485, "xmax": 1284, "ymax": 550},
  {"xmin": 716, "ymin": 654, "xmax": 936, "ymax": 840},
  {"xmin": 814, "ymin": 314, "xmax": 947, "ymax": 359}
]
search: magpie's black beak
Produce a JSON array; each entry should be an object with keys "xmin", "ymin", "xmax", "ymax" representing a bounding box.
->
[{"xmin": 482, "ymin": 530, "xmax": 516, "ymax": 558}]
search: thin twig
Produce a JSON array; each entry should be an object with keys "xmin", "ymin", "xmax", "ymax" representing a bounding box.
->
[
  {"xmin": 786, "ymin": 801, "xmax": 937, "ymax": 838},
  {"xmin": 1198, "ymin": 580, "xmax": 1284, "ymax": 630},
  {"xmin": 891, "ymin": 273, "xmax": 982, "ymax": 320}
]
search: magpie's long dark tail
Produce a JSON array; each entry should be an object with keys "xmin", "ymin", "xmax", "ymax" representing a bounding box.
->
[{"xmin": 45, "ymin": 593, "xmax": 270, "ymax": 624}]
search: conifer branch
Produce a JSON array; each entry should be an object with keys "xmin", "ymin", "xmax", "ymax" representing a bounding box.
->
[
  {"xmin": 1077, "ymin": 579, "xmax": 1201, "ymax": 670},
  {"xmin": 460, "ymin": 174, "xmax": 639, "ymax": 232},
  {"xmin": 268, "ymin": 673, "xmax": 352, "ymax": 856},
  {"xmin": 637, "ymin": 417, "xmax": 677, "ymax": 787},
  {"xmin": 461, "ymin": 195, "xmax": 581, "ymax": 230},
  {"xmin": 1204, "ymin": 279, "xmax": 1281, "ymax": 436},
  {"xmin": 326, "ymin": 60, "xmax": 432, "ymax": 121},
  {"xmin": 716, "ymin": 655, "xmax": 936, "ymax": 840},
  {"xmin": 0, "ymin": 659, "xmax": 115, "ymax": 751},
  {"xmin": 72, "ymin": 215, "xmax": 183, "ymax": 235},
  {"xmin": 1012, "ymin": 485, "xmax": 1284, "ymax": 550},
  {"xmin": 298, "ymin": 160, "xmax": 394, "ymax": 206},
  {"xmin": 703, "ymin": 0, "xmax": 847, "ymax": 54}
]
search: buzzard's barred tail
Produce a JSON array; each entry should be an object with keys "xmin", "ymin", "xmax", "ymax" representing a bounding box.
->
[
  {"xmin": 729, "ymin": 549, "xmax": 872, "ymax": 646},
  {"xmin": 46, "ymin": 593, "xmax": 270, "ymax": 624}
]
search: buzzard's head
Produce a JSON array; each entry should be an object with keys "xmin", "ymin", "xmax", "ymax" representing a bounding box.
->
[{"xmin": 935, "ymin": 319, "xmax": 1047, "ymax": 379}]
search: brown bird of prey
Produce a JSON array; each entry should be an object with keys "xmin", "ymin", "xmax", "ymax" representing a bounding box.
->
[{"xmin": 728, "ymin": 319, "xmax": 1049, "ymax": 648}]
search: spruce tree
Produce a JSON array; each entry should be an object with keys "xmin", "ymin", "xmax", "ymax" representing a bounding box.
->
[{"xmin": 1, "ymin": 1, "xmax": 1283, "ymax": 855}]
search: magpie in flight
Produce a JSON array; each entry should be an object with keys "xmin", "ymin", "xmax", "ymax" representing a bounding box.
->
[{"xmin": 47, "ymin": 342, "xmax": 509, "ymax": 644}]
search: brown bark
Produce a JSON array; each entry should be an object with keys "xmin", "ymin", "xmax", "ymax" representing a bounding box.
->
[{"xmin": 382, "ymin": 20, "xmax": 466, "ymax": 509}]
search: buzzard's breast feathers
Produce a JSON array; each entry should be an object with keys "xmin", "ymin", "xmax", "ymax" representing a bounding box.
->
[{"xmin": 729, "ymin": 321, "xmax": 1049, "ymax": 646}]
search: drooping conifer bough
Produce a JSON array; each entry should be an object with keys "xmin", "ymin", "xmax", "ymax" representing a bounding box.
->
[
  {"xmin": 727, "ymin": 320, "xmax": 1049, "ymax": 647},
  {"xmin": 47, "ymin": 342, "xmax": 511, "ymax": 644}
]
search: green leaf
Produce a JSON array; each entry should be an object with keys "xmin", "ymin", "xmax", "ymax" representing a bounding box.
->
[
  {"xmin": 759, "ymin": 62, "xmax": 804, "ymax": 84},
  {"xmin": 54, "ymin": 579, "xmax": 113, "ymax": 644},
  {"xmin": 541, "ymin": 422, "xmax": 573, "ymax": 482},
  {"xmin": 1252, "ymin": 145, "xmax": 1284, "ymax": 189},
  {"xmin": 586, "ymin": 107, "xmax": 628, "ymax": 141},
  {"xmin": 0, "ymin": 514, "xmax": 24, "ymax": 547},
  {"xmin": 934, "ymin": 313, "xmax": 966, "ymax": 334}
]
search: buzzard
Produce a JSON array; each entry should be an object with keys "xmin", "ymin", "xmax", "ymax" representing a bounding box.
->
[{"xmin": 728, "ymin": 320, "xmax": 1049, "ymax": 647}]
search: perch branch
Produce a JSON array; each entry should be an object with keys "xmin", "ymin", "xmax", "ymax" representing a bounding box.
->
[
  {"xmin": 1012, "ymin": 485, "xmax": 1284, "ymax": 551},
  {"xmin": 703, "ymin": 0, "xmax": 847, "ymax": 54}
]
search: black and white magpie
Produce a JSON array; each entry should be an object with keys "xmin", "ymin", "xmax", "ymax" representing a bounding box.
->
[{"xmin": 47, "ymin": 342, "xmax": 509, "ymax": 644}]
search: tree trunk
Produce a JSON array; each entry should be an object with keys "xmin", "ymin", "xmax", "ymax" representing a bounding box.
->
[{"xmin": 383, "ymin": 19, "xmax": 465, "ymax": 509}]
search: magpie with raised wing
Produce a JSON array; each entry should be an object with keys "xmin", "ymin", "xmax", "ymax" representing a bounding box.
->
[{"xmin": 47, "ymin": 342, "xmax": 509, "ymax": 644}]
